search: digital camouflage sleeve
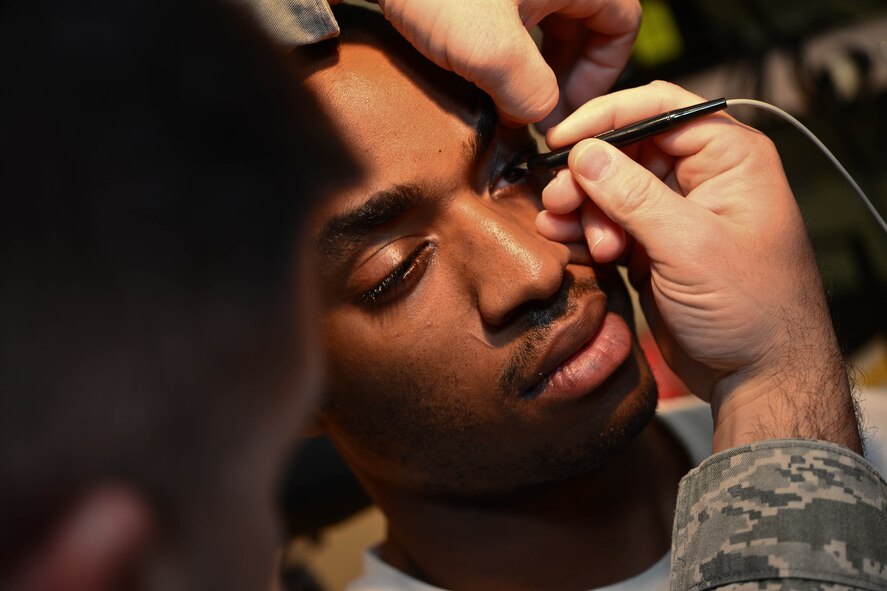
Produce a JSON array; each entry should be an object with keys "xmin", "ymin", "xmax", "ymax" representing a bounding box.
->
[{"xmin": 671, "ymin": 439, "xmax": 887, "ymax": 591}]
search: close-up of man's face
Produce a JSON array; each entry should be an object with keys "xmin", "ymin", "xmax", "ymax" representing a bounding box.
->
[{"xmin": 303, "ymin": 19, "xmax": 658, "ymax": 499}]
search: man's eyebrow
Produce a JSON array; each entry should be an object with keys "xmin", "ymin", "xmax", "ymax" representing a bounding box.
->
[
  {"xmin": 462, "ymin": 96, "xmax": 497, "ymax": 166},
  {"xmin": 318, "ymin": 183, "xmax": 429, "ymax": 263}
]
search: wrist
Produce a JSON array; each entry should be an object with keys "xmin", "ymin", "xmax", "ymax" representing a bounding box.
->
[{"xmin": 710, "ymin": 345, "xmax": 862, "ymax": 454}]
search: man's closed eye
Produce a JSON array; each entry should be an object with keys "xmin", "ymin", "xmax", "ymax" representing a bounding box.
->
[{"xmin": 359, "ymin": 240, "xmax": 435, "ymax": 306}]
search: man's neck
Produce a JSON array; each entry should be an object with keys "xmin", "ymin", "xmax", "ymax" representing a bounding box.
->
[{"xmin": 370, "ymin": 418, "xmax": 692, "ymax": 591}]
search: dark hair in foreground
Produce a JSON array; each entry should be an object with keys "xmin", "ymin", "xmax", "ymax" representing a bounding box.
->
[{"xmin": 0, "ymin": 0, "xmax": 357, "ymax": 575}]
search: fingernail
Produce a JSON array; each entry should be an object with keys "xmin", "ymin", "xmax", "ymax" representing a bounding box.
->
[
  {"xmin": 574, "ymin": 142, "xmax": 611, "ymax": 182},
  {"xmin": 588, "ymin": 228, "xmax": 606, "ymax": 258}
]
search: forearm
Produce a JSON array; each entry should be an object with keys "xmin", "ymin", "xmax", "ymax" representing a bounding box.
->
[
  {"xmin": 712, "ymin": 363, "xmax": 862, "ymax": 455},
  {"xmin": 671, "ymin": 440, "xmax": 887, "ymax": 591}
]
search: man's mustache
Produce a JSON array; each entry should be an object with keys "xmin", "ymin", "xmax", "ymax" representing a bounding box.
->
[{"xmin": 499, "ymin": 274, "xmax": 600, "ymax": 397}]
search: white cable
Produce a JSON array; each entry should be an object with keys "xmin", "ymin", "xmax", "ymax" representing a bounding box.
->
[{"xmin": 726, "ymin": 98, "xmax": 887, "ymax": 234}]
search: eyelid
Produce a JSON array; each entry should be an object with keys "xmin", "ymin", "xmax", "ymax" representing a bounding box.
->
[{"xmin": 360, "ymin": 240, "xmax": 434, "ymax": 306}]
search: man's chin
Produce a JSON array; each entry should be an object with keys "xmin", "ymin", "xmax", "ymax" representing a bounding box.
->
[
  {"xmin": 444, "ymin": 350, "xmax": 659, "ymax": 500},
  {"xmin": 528, "ymin": 348, "xmax": 658, "ymax": 484}
]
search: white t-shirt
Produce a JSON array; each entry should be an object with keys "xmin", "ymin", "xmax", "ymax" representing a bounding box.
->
[{"xmin": 347, "ymin": 391, "xmax": 887, "ymax": 591}]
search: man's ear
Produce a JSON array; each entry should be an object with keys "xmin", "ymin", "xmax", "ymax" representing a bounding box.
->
[{"xmin": 9, "ymin": 483, "xmax": 157, "ymax": 591}]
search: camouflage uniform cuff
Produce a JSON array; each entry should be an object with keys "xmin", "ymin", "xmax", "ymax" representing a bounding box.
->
[{"xmin": 670, "ymin": 439, "xmax": 887, "ymax": 591}]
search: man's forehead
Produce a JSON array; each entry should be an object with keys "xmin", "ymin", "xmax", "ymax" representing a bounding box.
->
[
  {"xmin": 306, "ymin": 41, "xmax": 492, "ymax": 200},
  {"xmin": 307, "ymin": 40, "xmax": 481, "ymax": 140}
]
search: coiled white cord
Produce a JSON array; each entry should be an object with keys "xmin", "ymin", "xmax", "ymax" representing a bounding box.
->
[{"xmin": 726, "ymin": 98, "xmax": 887, "ymax": 234}]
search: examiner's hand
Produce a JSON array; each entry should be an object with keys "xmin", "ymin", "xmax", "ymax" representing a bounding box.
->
[
  {"xmin": 375, "ymin": 0, "xmax": 640, "ymax": 127},
  {"xmin": 536, "ymin": 81, "xmax": 861, "ymax": 453}
]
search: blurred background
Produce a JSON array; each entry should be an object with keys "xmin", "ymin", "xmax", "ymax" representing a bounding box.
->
[{"xmin": 277, "ymin": 1, "xmax": 887, "ymax": 589}]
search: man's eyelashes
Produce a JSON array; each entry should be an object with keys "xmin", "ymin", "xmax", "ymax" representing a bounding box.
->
[
  {"xmin": 361, "ymin": 241, "xmax": 434, "ymax": 306},
  {"xmin": 489, "ymin": 143, "xmax": 539, "ymax": 195}
]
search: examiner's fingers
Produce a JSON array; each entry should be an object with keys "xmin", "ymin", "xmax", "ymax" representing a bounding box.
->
[
  {"xmin": 546, "ymin": 81, "xmax": 708, "ymax": 149},
  {"xmin": 542, "ymin": 169, "xmax": 584, "ymax": 214},
  {"xmin": 568, "ymin": 138, "xmax": 700, "ymax": 257},
  {"xmin": 380, "ymin": 0, "xmax": 561, "ymax": 125},
  {"xmin": 481, "ymin": 26, "xmax": 560, "ymax": 125},
  {"xmin": 579, "ymin": 200, "xmax": 626, "ymax": 263},
  {"xmin": 536, "ymin": 204, "xmax": 627, "ymax": 264},
  {"xmin": 536, "ymin": 0, "xmax": 641, "ymax": 127},
  {"xmin": 536, "ymin": 210, "xmax": 583, "ymax": 242}
]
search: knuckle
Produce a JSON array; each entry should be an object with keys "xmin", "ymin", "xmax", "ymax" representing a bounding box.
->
[
  {"xmin": 749, "ymin": 129, "xmax": 777, "ymax": 153},
  {"xmin": 617, "ymin": 172, "xmax": 655, "ymax": 216},
  {"xmin": 649, "ymin": 79, "xmax": 673, "ymax": 91},
  {"xmin": 744, "ymin": 132, "xmax": 781, "ymax": 169}
]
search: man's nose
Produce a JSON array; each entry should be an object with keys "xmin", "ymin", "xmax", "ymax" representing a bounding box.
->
[{"xmin": 453, "ymin": 200, "xmax": 570, "ymax": 328}]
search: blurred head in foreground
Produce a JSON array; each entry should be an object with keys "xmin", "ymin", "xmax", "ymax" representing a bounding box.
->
[{"xmin": 0, "ymin": 0, "xmax": 356, "ymax": 589}]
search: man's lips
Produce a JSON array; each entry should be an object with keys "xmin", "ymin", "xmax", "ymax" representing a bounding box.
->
[{"xmin": 522, "ymin": 293, "xmax": 633, "ymax": 401}]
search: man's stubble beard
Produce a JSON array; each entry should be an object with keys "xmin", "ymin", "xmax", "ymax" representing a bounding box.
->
[
  {"xmin": 323, "ymin": 346, "xmax": 658, "ymax": 501},
  {"xmin": 321, "ymin": 276, "xmax": 660, "ymax": 500}
]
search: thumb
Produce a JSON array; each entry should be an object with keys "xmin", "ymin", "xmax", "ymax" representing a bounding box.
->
[
  {"xmin": 568, "ymin": 139, "xmax": 694, "ymax": 257},
  {"xmin": 379, "ymin": 0, "xmax": 558, "ymax": 124},
  {"xmin": 474, "ymin": 26, "xmax": 559, "ymax": 124}
]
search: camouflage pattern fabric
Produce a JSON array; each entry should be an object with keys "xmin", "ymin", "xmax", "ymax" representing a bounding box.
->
[
  {"xmin": 714, "ymin": 583, "xmax": 857, "ymax": 590},
  {"xmin": 236, "ymin": 0, "xmax": 339, "ymax": 46},
  {"xmin": 671, "ymin": 440, "xmax": 887, "ymax": 591}
]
